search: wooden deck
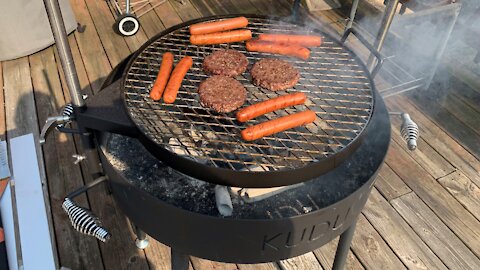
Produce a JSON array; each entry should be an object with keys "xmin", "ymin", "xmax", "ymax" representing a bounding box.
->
[{"xmin": 1, "ymin": 0, "xmax": 480, "ymax": 269}]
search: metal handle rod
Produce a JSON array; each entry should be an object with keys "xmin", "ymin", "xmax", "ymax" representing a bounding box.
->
[
  {"xmin": 346, "ymin": 0, "xmax": 360, "ymax": 30},
  {"xmin": 367, "ymin": 0, "xmax": 400, "ymax": 71},
  {"xmin": 43, "ymin": 0, "xmax": 85, "ymax": 107}
]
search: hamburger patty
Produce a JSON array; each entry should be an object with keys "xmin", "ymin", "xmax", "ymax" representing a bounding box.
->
[
  {"xmin": 203, "ymin": 49, "xmax": 248, "ymax": 77},
  {"xmin": 250, "ymin": 58, "xmax": 300, "ymax": 91},
  {"xmin": 198, "ymin": 75, "xmax": 247, "ymax": 113}
]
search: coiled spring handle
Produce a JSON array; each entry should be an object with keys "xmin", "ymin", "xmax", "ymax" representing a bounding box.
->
[
  {"xmin": 390, "ymin": 112, "xmax": 419, "ymax": 151},
  {"xmin": 62, "ymin": 176, "xmax": 110, "ymax": 242}
]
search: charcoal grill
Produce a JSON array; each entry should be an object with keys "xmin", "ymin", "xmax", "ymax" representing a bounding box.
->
[{"xmin": 42, "ymin": 0, "xmax": 418, "ymax": 269}]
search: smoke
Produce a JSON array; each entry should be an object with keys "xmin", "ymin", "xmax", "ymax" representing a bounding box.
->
[{"xmin": 334, "ymin": 0, "xmax": 479, "ymax": 97}]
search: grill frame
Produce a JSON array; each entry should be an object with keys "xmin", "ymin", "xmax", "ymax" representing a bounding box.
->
[{"xmin": 121, "ymin": 14, "xmax": 378, "ymax": 188}]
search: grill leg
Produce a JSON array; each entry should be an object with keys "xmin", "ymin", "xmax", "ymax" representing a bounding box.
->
[
  {"xmin": 171, "ymin": 249, "xmax": 190, "ymax": 270},
  {"xmin": 332, "ymin": 218, "xmax": 358, "ymax": 270},
  {"xmin": 132, "ymin": 224, "xmax": 149, "ymax": 249}
]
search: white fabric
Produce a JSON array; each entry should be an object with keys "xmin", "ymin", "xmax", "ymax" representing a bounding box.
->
[{"xmin": 0, "ymin": 0, "xmax": 77, "ymax": 61}]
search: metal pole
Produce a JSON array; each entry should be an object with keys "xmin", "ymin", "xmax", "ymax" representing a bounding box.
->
[
  {"xmin": 367, "ymin": 0, "xmax": 400, "ymax": 71},
  {"xmin": 43, "ymin": 0, "xmax": 85, "ymax": 107},
  {"xmin": 332, "ymin": 218, "xmax": 358, "ymax": 270},
  {"xmin": 346, "ymin": 0, "xmax": 360, "ymax": 30}
]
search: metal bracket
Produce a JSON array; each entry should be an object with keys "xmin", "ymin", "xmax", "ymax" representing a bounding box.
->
[
  {"xmin": 341, "ymin": 28, "xmax": 385, "ymax": 78},
  {"xmin": 39, "ymin": 115, "xmax": 72, "ymax": 144}
]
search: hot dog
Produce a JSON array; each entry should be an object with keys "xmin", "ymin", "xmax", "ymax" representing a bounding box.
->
[
  {"xmin": 190, "ymin": 17, "xmax": 249, "ymax": 35},
  {"xmin": 190, "ymin": 30, "xmax": 252, "ymax": 45},
  {"xmin": 236, "ymin": 92, "xmax": 307, "ymax": 122},
  {"xmin": 241, "ymin": 110, "xmax": 316, "ymax": 141},
  {"xmin": 163, "ymin": 56, "xmax": 193, "ymax": 104},
  {"xmin": 258, "ymin": 34, "xmax": 322, "ymax": 47},
  {"xmin": 149, "ymin": 52, "xmax": 174, "ymax": 101},
  {"xmin": 246, "ymin": 40, "xmax": 310, "ymax": 60}
]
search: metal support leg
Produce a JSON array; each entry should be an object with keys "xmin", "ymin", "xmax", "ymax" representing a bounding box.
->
[
  {"xmin": 132, "ymin": 224, "xmax": 149, "ymax": 249},
  {"xmin": 171, "ymin": 249, "xmax": 190, "ymax": 270},
  {"xmin": 332, "ymin": 218, "xmax": 358, "ymax": 270},
  {"xmin": 345, "ymin": 0, "xmax": 360, "ymax": 30},
  {"xmin": 367, "ymin": 0, "xmax": 400, "ymax": 71}
]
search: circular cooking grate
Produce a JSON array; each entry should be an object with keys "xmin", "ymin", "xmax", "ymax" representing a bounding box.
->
[{"xmin": 123, "ymin": 15, "xmax": 374, "ymax": 175}]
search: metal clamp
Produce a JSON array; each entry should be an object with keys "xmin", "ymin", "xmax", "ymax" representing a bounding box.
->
[
  {"xmin": 389, "ymin": 112, "xmax": 419, "ymax": 151},
  {"xmin": 62, "ymin": 176, "xmax": 110, "ymax": 242},
  {"xmin": 341, "ymin": 28, "xmax": 385, "ymax": 78},
  {"xmin": 39, "ymin": 115, "xmax": 72, "ymax": 144}
]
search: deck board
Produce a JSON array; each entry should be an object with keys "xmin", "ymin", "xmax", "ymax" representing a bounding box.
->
[
  {"xmin": 392, "ymin": 193, "xmax": 480, "ymax": 270},
  {"xmin": 363, "ymin": 189, "xmax": 447, "ymax": 269},
  {"xmin": 29, "ymin": 47, "xmax": 105, "ymax": 270},
  {"xmin": 313, "ymin": 238, "xmax": 365, "ymax": 270},
  {"xmin": 386, "ymin": 141, "xmax": 480, "ymax": 258},
  {"xmin": 1, "ymin": 0, "xmax": 480, "ymax": 269}
]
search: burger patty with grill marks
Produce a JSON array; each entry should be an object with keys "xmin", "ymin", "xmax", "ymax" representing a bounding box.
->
[
  {"xmin": 198, "ymin": 75, "xmax": 247, "ymax": 113},
  {"xmin": 250, "ymin": 58, "xmax": 300, "ymax": 91},
  {"xmin": 203, "ymin": 49, "xmax": 248, "ymax": 77}
]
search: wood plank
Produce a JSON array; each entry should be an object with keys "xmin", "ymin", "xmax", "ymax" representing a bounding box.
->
[
  {"xmin": 438, "ymin": 171, "xmax": 480, "ymax": 221},
  {"xmin": 447, "ymin": 76, "xmax": 480, "ymax": 115},
  {"xmin": 83, "ymin": 0, "xmax": 132, "ymax": 67},
  {"xmin": 386, "ymin": 95, "xmax": 480, "ymax": 187},
  {"xmin": 29, "ymin": 47, "xmax": 104, "ymax": 270},
  {"xmin": 389, "ymin": 119, "xmax": 456, "ymax": 179},
  {"xmin": 278, "ymin": 252, "xmax": 322, "ymax": 270},
  {"xmin": 136, "ymin": 8, "xmax": 165, "ymax": 41},
  {"xmin": 363, "ymin": 188, "xmax": 447, "ymax": 269},
  {"xmin": 350, "ymin": 215, "xmax": 406, "ymax": 270},
  {"xmin": 313, "ymin": 238, "xmax": 364, "ymax": 270},
  {"xmin": 153, "ymin": 1, "xmax": 183, "ymax": 29},
  {"xmin": 70, "ymin": 0, "xmax": 112, "ymax": 93},
  {"xmin": 170, "ymin": 0, "xmax": 203, "ymax": 22},
  {"xmin": 408, "ymin": 94, "xmax": 480, "ymax": 160},
  {"xmin": 441, "ymin": 94, "xmax": 480, "ymax": 136},
  {"xmin": 143, "ymin": 237, "xmax": 194, "ymax": 270},
  {"xmin": 374, "ymin": 164, "xmax": 412, "ymax": 201},
  {"xmin": 227, "ymin": 0, "xmax": 258, "ymax": 14},
  {"xmin": 385, "ymin": 139, "xmax": 480, "ymax": 257},
  {"xmin": 392, "ymin": 192, "xmax": 480, "ymax": 270},
  {"xmin": 56, "ymin": 10, "xmax": 150, "ymax": 270},
  {"xmin": 188, "ymin": 0, "xmax": 217, "ymax": 16},
  {"xmin": 190, "ymin": 256, "xmax": 238, "ymax": 270},
  {"xmin": 54, "ymin": 34, "xmax": 95, "ymax": 99},
  {"xmin": 57, "ymin": 48, "xmax": 150, "ymax": 270},
  {"xmin": 2, "ymin": 58, "xmax": 58, "ymax": 267}
]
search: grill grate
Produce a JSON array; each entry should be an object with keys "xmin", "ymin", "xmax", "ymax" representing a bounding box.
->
[{"xmin": 123, "ymin": 17, "xmax": 374, "ymax": 172}]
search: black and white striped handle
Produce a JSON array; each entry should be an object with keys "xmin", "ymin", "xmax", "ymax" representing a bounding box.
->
[{"xmin": 62, "ymin": 198, "xmax": 110, "ymax": 242}]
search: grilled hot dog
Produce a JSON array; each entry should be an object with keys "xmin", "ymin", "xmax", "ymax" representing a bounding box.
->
[
  {"xmin": 190, "ymin": 30, "xmax": 252, "ymax": 45},
  {"xmin": 236, "ymin": 92, "xmax": 307, "ymax": 122},
  {"xmin": 149, "ymin": 52, "xmax": 174, "ymax": 101},
  {"xmin": 163, "ymin": 56, "xmax": 193, "ymax": 104},
  {"xmin": 246, "ymin": 40, "xmax": 310, "ymax": 60},
  {"xmin": 258, "ymin": 34, "xmax": 322, "ymax": 47},
  {"xmin": 241, "ymin": 110, "xmax": 316, "ymax": 141},
  {"xmin": 189, "ymin": 17, "xmax": 249, "ymax": 35}
]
